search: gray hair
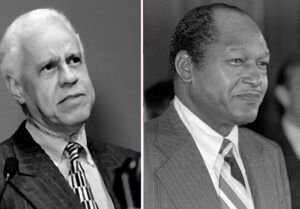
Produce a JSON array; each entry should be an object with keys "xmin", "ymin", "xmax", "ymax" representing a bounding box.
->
[{"xmin": 0, "ymin": 8, "xmax": 84, "ymax": 83}]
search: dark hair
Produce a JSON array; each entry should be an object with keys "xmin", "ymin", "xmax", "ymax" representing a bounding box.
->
[{"xmin": 169, "ymin": 3, "xmax": 245, "ymax": 75}]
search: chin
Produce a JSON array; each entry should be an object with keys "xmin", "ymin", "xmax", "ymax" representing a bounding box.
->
[
  {"xmin": 232, "ymin": 110, "xmax": 258, "ymax": 126},
  {"xmin": 59, "ymin": 110, "xmax": 91, "ymax": 127}
]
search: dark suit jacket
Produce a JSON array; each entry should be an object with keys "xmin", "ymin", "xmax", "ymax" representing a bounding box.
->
[
  {"xmin": 0, "ymin": 121, "xmax": 138, "ymax": 209},
  {"xmin": 262, "ymin": 123, "xmax": 300, "ymax": 209},
  {"xmin": 145, "ymin": 105, "xmax": 291, "ymax": 209}
]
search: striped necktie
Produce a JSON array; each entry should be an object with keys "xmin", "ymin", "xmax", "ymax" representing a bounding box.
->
[
  {"xmin": 66, "ymin": 142, "xmax": 99, "ymax": 209},
  {"xmin": 218, "ymin": 138, "xmax": 248, "ymax": 209}
]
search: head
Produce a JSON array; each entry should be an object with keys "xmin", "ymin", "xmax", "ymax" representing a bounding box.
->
[
  {"xmin": 274, "ymin": 52, "xmax": 300, "ymax": 125},
  {"xmin": 0, "ymin": 8, "xmax": 95, "ymax": 134},
  {"xmin": 171, "ymin": 4, "xmax": 269, "ymax": 135}
]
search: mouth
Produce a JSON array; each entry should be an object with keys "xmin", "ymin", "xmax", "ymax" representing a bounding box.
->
[
  {"xmin": 235, "ymin": 91, "xmax": 262, "ymax": 103},
  {"xmin": 58, "ymin": 93, "xmax": 85, "ymax": 104}
]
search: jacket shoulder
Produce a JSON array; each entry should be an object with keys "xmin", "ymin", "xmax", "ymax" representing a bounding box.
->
[
  {"xmin": 0, "ymin": 137, "xmax": 15, "ymax": 157},
  {"xmin": 239, "ymin": 127, "xmax": 285, "ymax": 163},
  {"xmin": 0, "ymin": 137, "xmax": 16, "ymax": 197},
  {"xmin": 144, "ymin": 117, "xmax": 159, "ymax": 138},
  {"xmin": 88, "ymin": 139, "xmax": 139, "ymax": 164},
  {"xmin": 106, "ymin": 143, "xmax": 139, "ymax": 161}
]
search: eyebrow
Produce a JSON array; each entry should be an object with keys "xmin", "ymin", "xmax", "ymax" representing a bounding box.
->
[
  {"xmin": 260, "ymin": 52, "xmax": 270, "ymax": 57},
  {"xmin": 37, "ymin": 57, "xmax": 60, "ymax": 70},
  {"xmin": 225, "ymin": 46, "xmax": 270, "ymax": 57}
]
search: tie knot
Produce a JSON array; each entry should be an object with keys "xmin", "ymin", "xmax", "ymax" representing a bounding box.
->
[
  {"xmin": 65, "ymin": 142, "xmax": 82, "ymax": 162},
  {"xmin": 219, "ymin": 138, "xmax": 233, "ymax": 157}
]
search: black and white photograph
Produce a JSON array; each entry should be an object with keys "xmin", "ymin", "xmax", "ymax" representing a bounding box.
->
[
  {"xmin": 0, "ymin": 1, "xmax": 141, "ymax": 209},
  {"xmin": 144, "ymin": 0, "xmax": 299, "ymax": 208}
]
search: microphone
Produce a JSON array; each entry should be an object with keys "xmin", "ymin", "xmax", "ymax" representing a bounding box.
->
[
  {"xmin": 4, "ymin": 158, "xmax": 18, "ymax": 181},
  {"xmin": 0, "ymin": 158, "xmax": 19, "ymax": 205},
  {"xmin": 120, "ymin": 157, "xmax": 140, "ymax": 209}
]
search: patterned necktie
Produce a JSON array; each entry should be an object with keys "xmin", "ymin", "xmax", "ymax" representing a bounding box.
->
[
  {"xmin": 66, "ymin": 142, "xmax": 99, "ymax": 209},
  {"xmin": 218, "ymin": 138, "xmax": 248, "ymax": 209}
]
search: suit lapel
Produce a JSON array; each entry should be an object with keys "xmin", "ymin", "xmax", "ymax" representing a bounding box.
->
[
  {"xmin": 239, "ymin": 129, "xmax": 280, "ymax": 209},
  {"xmin": 154, "ymin": 106, "xmax": 220, "ymax": 209},
  {"xmin": 10, "ymin": 122, "xmax": 83, "ymax": 209}
]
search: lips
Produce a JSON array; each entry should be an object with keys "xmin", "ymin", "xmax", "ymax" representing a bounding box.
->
[
  {"xmin": 235, "ymin": 91, "xmax": 261, "ymax": 102},
  {"xmin": 58, "ymin": 93, "xmax": 85, "ymax": 104}
]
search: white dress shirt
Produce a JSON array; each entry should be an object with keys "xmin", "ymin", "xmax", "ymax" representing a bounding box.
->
[
  {"xmin": 26, "ymin": 121, "xmax": 115, "ymax": 209},
  {"xmin": 282, "ymin": 115, "xmax": 300, "ymax": 160},
  {"xmin": 174, "ymin": 96, "xmax": 255, "ymax": 209}
]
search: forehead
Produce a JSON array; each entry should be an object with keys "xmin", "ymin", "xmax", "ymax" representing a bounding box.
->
[
  {"xmin": 22, "ymin": 22, "xmax": 80, "ymax": 62},
  {"xmin": 213, "ymin": 10, "xmax": 269, "ymax": 53}
]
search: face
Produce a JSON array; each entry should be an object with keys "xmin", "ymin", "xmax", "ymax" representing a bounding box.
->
[
  {"xmin": 18, "ymin": 21, "xmax": 95, "ymax": 132},
  {"xmin": 188, "ymin": 11, "xmax": 269, "ymax": 128}
]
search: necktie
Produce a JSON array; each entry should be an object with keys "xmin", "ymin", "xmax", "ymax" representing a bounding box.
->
[
  {"xmin": 66, "ymin": 142, "xmax": 99, "ymax": 209},
  {"xmin": 218, "ymin": 138, "xmax": 248, "ymax": 209}
]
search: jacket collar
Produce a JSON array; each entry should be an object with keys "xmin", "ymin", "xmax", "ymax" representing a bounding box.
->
[
  {"xmin": 154, "ymin": 105, "xmax": 279, "ymax": 209},
  {"xmin": 153, "ymin": 105, "xmax": 221, "ymax": 209},
  {"xmin": 239, "ymin": 128, "xmax": 282, "ymax": 209},
  {"xmin": 9, "ymin": 121, "xmax": 120, "ymax": 209}
]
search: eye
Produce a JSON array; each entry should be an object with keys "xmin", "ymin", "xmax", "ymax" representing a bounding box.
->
[
  {"xmin": 229, "ymin": 58, "xmax": 244, "ymax": 65},
  {"xmin": 41, "ymin": 62, "xmax": 57, "ymax": 72},
  {"xmin": 257, "ymin": 61, "xmax": 269, "ymax": 69},
  {"xmin": 66, "ymin": 54, "xmax": 82, "ymax": 67}
]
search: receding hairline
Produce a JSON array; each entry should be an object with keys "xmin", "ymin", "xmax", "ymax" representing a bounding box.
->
[{"xmin": 0, "ymin": 8, "xmax": 83, "ymax": 80}]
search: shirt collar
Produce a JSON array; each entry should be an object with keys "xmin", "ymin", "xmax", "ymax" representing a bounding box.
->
[
  {"xmin": 25, "ymin": 120, "xmax": 89, "ymax": 165},
  {"xmin": 174, "ymin": 96, "xmax": 239, "ymax": 169}
]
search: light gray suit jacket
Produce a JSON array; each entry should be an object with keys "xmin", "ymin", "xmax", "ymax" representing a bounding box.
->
[{"xmin": 145, "ymin": 105, "xmax": 291, "ymax": 209}]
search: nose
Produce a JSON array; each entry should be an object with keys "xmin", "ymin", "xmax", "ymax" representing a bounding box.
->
[
  {"xmin": 58, "ymin": 63, "xmax": 78, "ymax": 87},
  {"xmin": 242, "ymin": 62, "xmax": 265, "ymax": 87}
]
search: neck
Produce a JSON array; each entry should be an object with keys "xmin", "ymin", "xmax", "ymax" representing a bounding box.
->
[
  {"xmin": 27, "ymin": 117, "xmax": 84, "ymax": 141},
  {"xmin": 176, "ymin": 93, "xmax": 234, "ymax": 137}
]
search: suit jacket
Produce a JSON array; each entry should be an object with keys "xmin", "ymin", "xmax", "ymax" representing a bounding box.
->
[
  {"xmin": 0, "ymin": 121, "xmax": 138, "ymax": 209},
  {"xmin": 262, "ymin": 123, "xmax": 300, "ymax": 209},
  {"xmin": 145, "ymin": 105, "xmax": 291, "ymax": 209}
]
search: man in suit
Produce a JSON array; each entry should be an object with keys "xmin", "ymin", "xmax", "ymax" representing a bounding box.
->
[
  {"xmin": 0, "ymin": 8, "xmax": 138, "ymax": 209},
  {"xmin": 145, "ymin": 3, "xmax": 291, "ymax": 209},
  {"xmin": 262, "ymin": 52, "xmax": 300, "ymax": 209}
]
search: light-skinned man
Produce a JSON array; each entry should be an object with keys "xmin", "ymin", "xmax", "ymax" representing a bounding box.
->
[{"xmin": 0, "ymin": 8, "xmax": 137, "ymax": 209}]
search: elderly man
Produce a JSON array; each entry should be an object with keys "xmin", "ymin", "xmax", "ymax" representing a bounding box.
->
[
  {"xmin": 145, "ymin": 3, "xmax": 291, "ymax": 209},
  {"xmin": 0, "ymin": 9, "xmax": 137, "ymax": 209}
]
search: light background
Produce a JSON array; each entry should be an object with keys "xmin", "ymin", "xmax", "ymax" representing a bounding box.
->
[{"xmin": 0, "ymin": 0, "xmax": 141, "ymax": 151}]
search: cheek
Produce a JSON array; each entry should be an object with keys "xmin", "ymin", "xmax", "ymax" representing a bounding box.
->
[
  {"xmin": 262, "ymin": 75, "xmax": 268, "ymax": 92},
  {"xmin": 31, "ymin": 82, "xmax": 56, "ymax": 109},
  {"xmin": 22, "ymin": 79, "xmax": 39, "ymax": 103},
  {"xmin": 82, "ymin": 76, "xmax": 95, "ymax": 95}
]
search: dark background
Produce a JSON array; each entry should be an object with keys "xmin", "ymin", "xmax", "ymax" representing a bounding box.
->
[
  {"xmin": 0, "ymin": 0, "xmax": 141, "ymax": 151},
  {"xmin": 144, "ymin": 0, "xmax": 300, "ymax": 132}
]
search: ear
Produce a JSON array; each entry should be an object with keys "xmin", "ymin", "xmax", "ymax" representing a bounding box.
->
[
  {"xmin": 274, "ymin": 85, "xmax": 290, "ymax": 108},
  {"xmin": 175, "ymin": 50, "xmax": 193, "ymax": 83},
  {"xmin": 5, "ymin": 76, "xmax": 26, "ymax": 104}
]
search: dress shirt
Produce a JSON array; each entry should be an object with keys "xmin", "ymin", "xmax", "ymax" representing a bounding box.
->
[
  {"xmin": 26, "ymin": 121, "xmax": 115, "ymax": 209},
  {"xmin": 282, "ymin": 115, "xmax": 300, "ymax": 160},
  {"xmin": 174, "ymin": 96, "xmax": 254, "ymax": 209}
]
